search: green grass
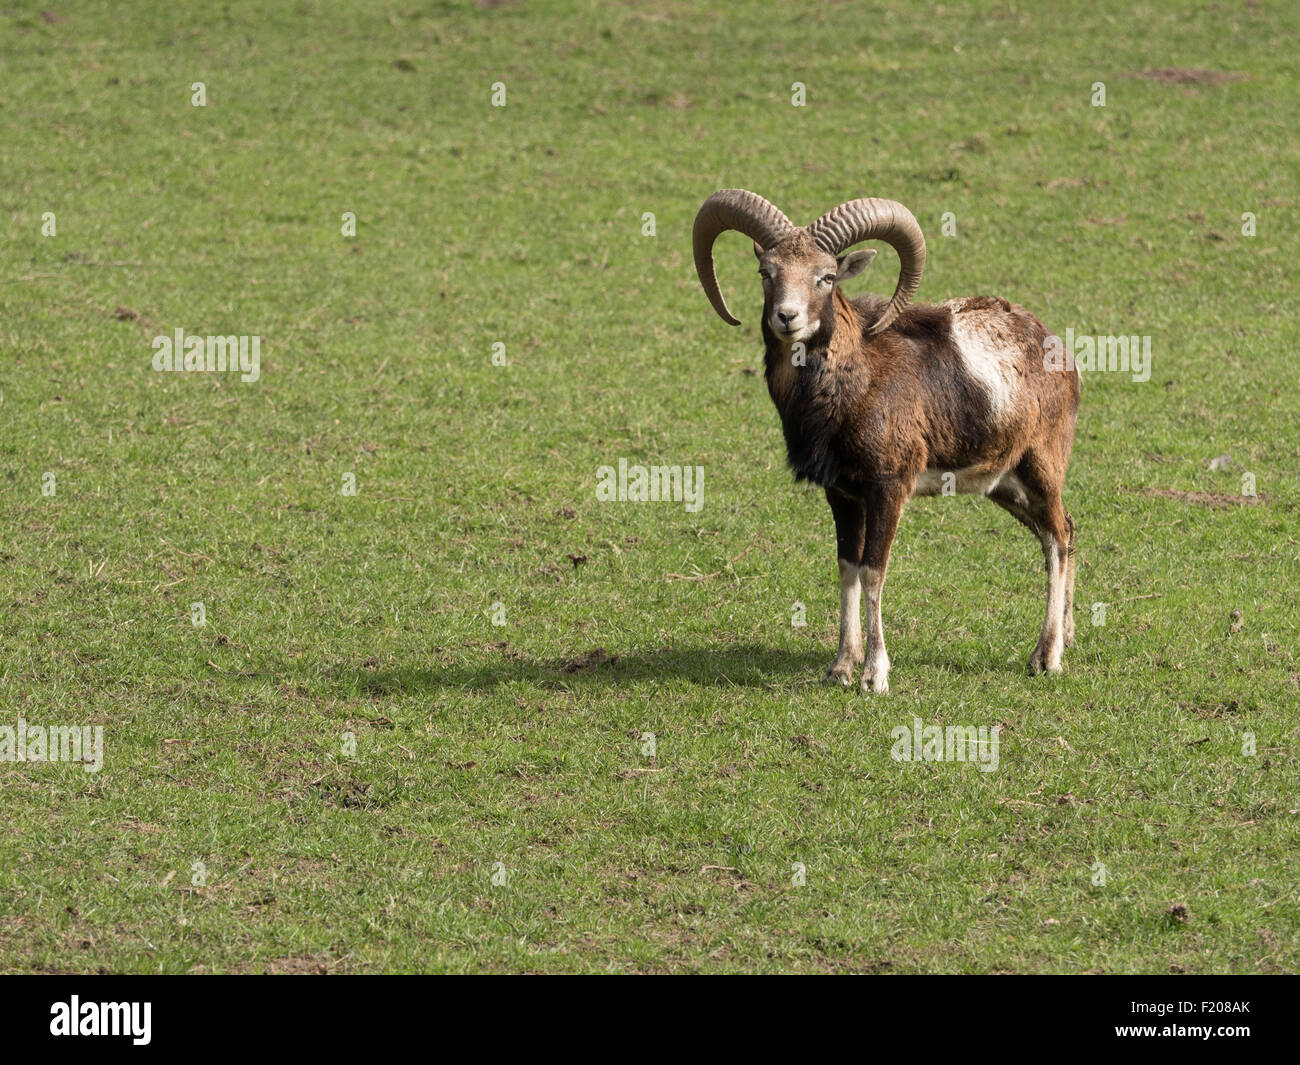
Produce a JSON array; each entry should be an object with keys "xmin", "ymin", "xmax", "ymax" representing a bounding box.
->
[{"xmin": 1, "ymin": 0, "xmax": 1297, "ymax": 973}]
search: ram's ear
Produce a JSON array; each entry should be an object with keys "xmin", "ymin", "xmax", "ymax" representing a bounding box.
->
[
  {"xmin": 836, "ymin": 248, "xmax": 876, "ymax": 281},
  {"xmin": 753, "ymin": 241, "xmax": 765, "ymax": 260}
]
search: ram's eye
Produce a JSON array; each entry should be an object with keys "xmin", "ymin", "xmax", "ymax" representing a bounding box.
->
[
  {"xmin": 758, "ymin": 271, "xmax": 771, "ymax": 280},
  {"xmin": 820, "ymin": 274, "xmax": 836, "ymax": 285}
]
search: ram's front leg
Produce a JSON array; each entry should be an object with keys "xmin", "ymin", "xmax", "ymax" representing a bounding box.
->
[
  {"xmin": 823, "ymin": 490, "xmax": 866, "ymax": 686},
  {"xmin": 859, "ymin": 480, "xmax": 907, "ymax": 694}
]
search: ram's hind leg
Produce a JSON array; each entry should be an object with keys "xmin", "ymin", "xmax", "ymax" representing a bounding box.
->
[
  {"xmin": 990, "ymin": 469, "xmax": 1070, "ymax": 675},
  {"xmin": 1062, "ymin": 513, "xmax": 1077, "ymax": 648},
  {"xmin": 823, "ymin": 490, "xmax": 866, "ymax": 686},
  {"xmin": 1029, "ymin": 505, "xmax": 1069, "ymax": 675}
]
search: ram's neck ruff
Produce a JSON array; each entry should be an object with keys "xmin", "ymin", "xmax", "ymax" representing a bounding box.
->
[{"xmin": 762, "ymin": 289, "xmax": 871, "ymax": 489}]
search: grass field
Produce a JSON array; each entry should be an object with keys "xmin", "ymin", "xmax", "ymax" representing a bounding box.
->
[{"xmin": 2, "ymin": 0, "xmax": 1297, "ymax": 974}]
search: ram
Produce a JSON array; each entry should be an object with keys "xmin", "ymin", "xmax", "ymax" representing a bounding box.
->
[{"xmin": 693, "ymin": 189, "xmax": 1079, "ymax": 692}]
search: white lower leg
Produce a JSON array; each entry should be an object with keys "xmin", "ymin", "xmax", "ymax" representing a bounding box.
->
[
  {"xmin": 825, "ymin": 560, "xmax": 863, "ymax": 683},
  {"xmin": 860, "ymin": 566, "xmax": 890, "ymax": 693},
  {"xmin": 1032, "ymin": 540, "xmax": 1066, "ymax": 674},
  {"xmin": 1063, "ymin": 546, "xmax": 1076, "ymax": 647}
]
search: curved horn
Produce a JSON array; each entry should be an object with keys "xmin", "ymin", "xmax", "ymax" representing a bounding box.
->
[
  {"xmin": 693, "ymin": 189, "xmax": 795, "ymax": 325},
  {"xmin": 808, "ymin": 198, "xmax": 925, "ymax": 335}
]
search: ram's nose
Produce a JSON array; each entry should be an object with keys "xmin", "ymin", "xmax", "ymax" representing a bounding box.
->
[{"xmin": 776, "ymin": 309, "xmax": 798, "ymax": 327}]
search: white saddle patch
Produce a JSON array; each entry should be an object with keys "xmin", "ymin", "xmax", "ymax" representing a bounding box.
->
[{"xmin": 945, "ymin": 301, "xmax": 1020, "ymax": 422}]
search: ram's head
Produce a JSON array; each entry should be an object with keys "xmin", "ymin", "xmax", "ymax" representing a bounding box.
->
[{"xmin": 692, "ymin": 189, "xmax": 927, "ymax": 339}]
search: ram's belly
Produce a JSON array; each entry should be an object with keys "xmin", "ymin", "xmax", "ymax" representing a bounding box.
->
[{"xmin": 911, "ymin": 467, "xmax": 1028, "ymax": 500}]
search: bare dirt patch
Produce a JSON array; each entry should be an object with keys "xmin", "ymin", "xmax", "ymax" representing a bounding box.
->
[
  {"xmin": 559, "ymin": 648, "xmax": 616, "ymax": 673},
  {"xmin": 1141, "ymin": 487, "xmax": 1263, "ymax": 509},
  {"xmin": 263, "ymin": 954, "xmax": 334, "ymax": 974},
  {"xmin": 1132, "ymin": 68, "xmax": 1247, "ymax": 86}
]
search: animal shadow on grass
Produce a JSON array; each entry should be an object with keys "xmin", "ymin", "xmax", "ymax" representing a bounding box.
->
[{"xmin": 328, "ymin": 643, "xmax": 830, "ymax": 695}]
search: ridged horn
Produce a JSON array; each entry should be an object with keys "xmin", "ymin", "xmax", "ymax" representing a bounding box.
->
[
  {"xmin": 808, "ymin": 198, "xmax": 925, "ymax": 335},
  {"xmin": 693, "ymin": 189, "xmax": 795, "ymax": 326}
]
